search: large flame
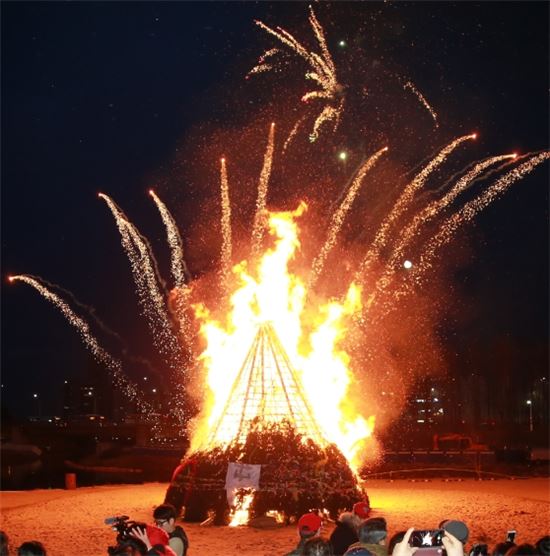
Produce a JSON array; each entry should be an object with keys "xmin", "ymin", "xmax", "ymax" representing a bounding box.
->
[{"xmin": 190, "ymin": 203, "xmax": 374, "ymax": 469}]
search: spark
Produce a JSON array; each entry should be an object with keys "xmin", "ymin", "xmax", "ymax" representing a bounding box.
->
[
  {"xmin": 415, "ymin": 151, "xmax": 550, "ymax": 280},
  {"xmin": 99, "ymin": 193, "xmax": 183, "ymax": 368},
  {"xmin": 282, "ymin": 115, "xmax": 306, "ymax": 153},
  {"xmin": 404, "ymin": 81, "xmax": 439, "ymax": 127},
  {"xmin": 309, "ymin": 146, "xmax": 389, "ymax": 289},
  {"xmin": 10, "ymin": 274, "xmax": 154, "ymax": 416},
  {"xmin": 360, "ymin": 153, "xmax": 517, "ymax": 316},
  {"xmin": 246, "ymin": 48, "xmax": 280, "ymax": 76},
  {"xmin": 251, "ymin": 123, "xmax": 276, "ymax": 258},
  {"xmin": 149, "ymin": 189, "xmax": 191, "ymax": 288},
  {"xmin": 356, "ymin": 134, "xmax": 476, "ymax": 280},
  {"xmin": 149, "ymin": 189, "xmax": 194, "ymax": 358},
  {"xmin": 388, "ymin": 154, "xmax": 516, "ymax": 270},
  {"xmin": 252, "ymin": 6, "xmax": 344, "ymax": 143},
  {"xmin": 219, "ymin": 157, "xmax": 233, "ymax": 292}
]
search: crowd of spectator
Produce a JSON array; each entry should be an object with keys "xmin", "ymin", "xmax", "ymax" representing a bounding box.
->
[
  {"xmin": 1, "ymin": 499, "xmax": 549, "ymax": 555},
  {"xmin": 283, "ymin": 502, "xmax": 550, "ymax": 556}
]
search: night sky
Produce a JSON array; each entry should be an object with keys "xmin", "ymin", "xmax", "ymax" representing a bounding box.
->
[{"xmin": 2, "ymin": 2, "xmax": 548, "ymax": 419}]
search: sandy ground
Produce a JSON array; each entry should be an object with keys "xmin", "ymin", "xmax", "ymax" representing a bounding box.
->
[{"xmin": 1, "ymin": 478, "xmax": 549, "ymax": 555}]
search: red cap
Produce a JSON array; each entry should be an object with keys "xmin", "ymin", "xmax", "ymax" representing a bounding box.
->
[
  {"xmin": 353, "ymin": 501, "xmax": 370, "ymax": 519},
  {"xmin": 298, "ymin": 512, "xmax": 322, "ymax": 534},
  {"xmin": 146, "ymin": 524, "xmax": 169, "ymax": 546}
]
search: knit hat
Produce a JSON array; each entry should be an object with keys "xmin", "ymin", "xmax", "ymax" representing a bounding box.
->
[
  {"xmin": 353, "ymin": 501, "xmax": 370, "ymax": 519},
  {"xmin": 441, "ymin": 520, "xmax": 469, "ymax": 544},
  {"xmin": 298, "ymin": 513, "xmax": 322, "ymax": 535}
]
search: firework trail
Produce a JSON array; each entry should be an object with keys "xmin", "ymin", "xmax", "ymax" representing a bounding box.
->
[
  {"xmin": 413, "ymin": 151, "xmax": 550, "ymax": 280},
  {"xmin": 219, "ymin": 157, "xmax": 233, "ymax": 291},
  {"xmin": 22, "ymin": 275, "xmax": 162, "ymax": 377},
  {"xmin": 308, "ymin": 146, "xmax": 389, "ymax": 289},
  {"xmin": 388, "ymin": 154, "xmax": 516, "ymax": 271},
  {"xmin": 149, "ymin": 189, "xmax": 191, "ymax": 288},
  {"xmin": 282, "ymin": 115, "xmax": 306, "ymax": 153},
  {"xmin": 251, "ymin": 123, "xmax": 276, "ymax": 258},
  {"xmin": 246, "ymin": 48, "xmax": 281, "ymax": 76},
  {"xmin": 30, "ymin": 276, "xmax": 127, "ymax": 345},
  {"xmin": 9, "ymin": 274, "xmax": 154, "ymax": 415},
  {"xmin": 356, "ymin": 134, "xmax": 476, "ymax": 280},
  {"xmin": 149, "ymin": 189, "xmax": 194, "ymax": 361},
  {"xmin": 359, "ymin": 154, "xmax": 517, "ymax": 314},
  {"xmin": 252, "ymin": 6, "xmax": 344, "ymax": 142},
  {"xmin": 404, "ymin": 81, "xmax": 439, "ymax": 128},
  {"xmin": 99, "ymin": 194, "xmax": 182, "ymax": 367}
]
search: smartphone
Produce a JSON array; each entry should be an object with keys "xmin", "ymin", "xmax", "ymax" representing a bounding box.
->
[
  {"xmin": 415, "ymin": 549, "xmax": 446, "ymax": 556},
  {"xmin": 410, "ymin": 529, "xmax": 444, "ymax": 547},
  {"xmin": 506, "ymin": 530, "xmax": 516, "ymax": 543}
]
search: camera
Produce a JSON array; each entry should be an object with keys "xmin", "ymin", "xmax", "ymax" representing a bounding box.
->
[
  {"xmin": 410, "ymin": 529, "xmax": 444, "ymax": 547},
  {"xmin": 105, "ymin": 515, "xmax": 148, "ymax": 555}
]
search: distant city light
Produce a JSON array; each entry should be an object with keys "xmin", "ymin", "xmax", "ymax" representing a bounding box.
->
[
  {"xmin": 338, "ymin": 151, "xmax": 347, "ymax": 161},
  {"xmin": 33, "ymin": 393, "xmax": 38, "ymax": 398},
  {"xmin": 433, "ymin": 397, "xmax": 439, "ymax": 402},
  {"xmin": 338, "ymin": 40, "xmax": 346, "ymax": 47},
  {"xmin": 526, "ymin": 400, "xmax": 532, "ymax": 405},
  {"xmin": 404, "ymin": 260, "xmax": 413, "ymax": 269}
]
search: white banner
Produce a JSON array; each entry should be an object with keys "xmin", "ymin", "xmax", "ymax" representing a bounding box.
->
[{"xmin": 225, "ymin": 462, "xmax": 261, "ymax": 507}]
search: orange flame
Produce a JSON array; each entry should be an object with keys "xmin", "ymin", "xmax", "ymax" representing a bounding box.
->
[
  {"xmin": 190, "ymin": 203, "xmax": 374, "ymax": 469},
  {"xmin": 229, "ymin": 491, "xmax": 255, "ymax": 526}
]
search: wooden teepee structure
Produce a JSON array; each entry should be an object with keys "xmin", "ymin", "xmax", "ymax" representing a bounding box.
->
[{"xmin": 204, "ymin": 322, "xmax": 327, "ymax": 448}]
